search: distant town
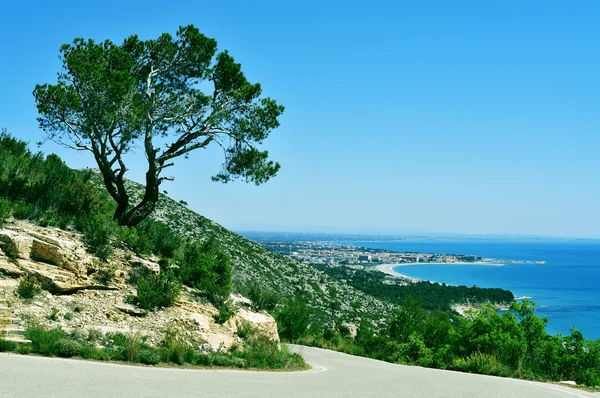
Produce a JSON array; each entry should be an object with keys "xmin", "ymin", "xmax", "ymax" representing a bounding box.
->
[{"xmin": 261, "ymin": 241, "xmax": 485, "ymax": 267}]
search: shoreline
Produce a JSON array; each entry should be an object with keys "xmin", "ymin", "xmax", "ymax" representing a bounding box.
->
[{"xmin": 374, "ymin": 261, "xmax": 506, "ymax": 283}]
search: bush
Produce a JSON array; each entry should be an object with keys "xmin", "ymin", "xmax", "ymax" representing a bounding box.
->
[
  {"xmin": 244, "ymin": 282, "xmax": 280, "ymax": 312},
  {"xmin": 106, "ymin": 331, "xmax": 147, "ymax": 363},
  {"xmin": 231, "ymin": 332, "xmax": 306, "ymax": 370},
  {"xmin": 0, "ymin": 339, "xmax": 17, "ymax": 352},
  {"xmin": 235, "ymin": 319, "xmax": 254, "ymax": 340},
  {"xmin": 55, "ymin": 339, "xmax": 83, "ymax": 358},
  {"xmin": 139, "ymin": 348, "xmax": 161, "ymax": 365},
  {"xmin": 452, "ymin": 352, "xmax": 510, "ymax": 377},
  {"xmin": 25, "ymin": 326, "xmax": 69, "ymax": 356},
  {"xmin": 0, "ymin": 199, "xmax": 11, "ymax": 225},
  {"xmin": 159, "ymin": 327, "xmax": 195, "ymax": 365},
  {"xmin": 177, "ymin": 240, "xmax": 232, "ymax": 305},
  {"xmin": 17, "ymin": 276, "xmax": 42, "ymax": 300},
  {"xmin": 134, "ymin": 271, "xmax": 181, "ymax": 311},
  {"xmin": 214, "ymin": 303, "xmax": 234, "ymax": 324},
  {"xmin": 80, "ymin": 214, "xmax": 118, "ymax": 260},
  {"xmin": 133, "ymin": 220, "xmax": 183, "ymax": 258},
  {"xmin": 94, "ymin": 262, "xmax": 117, "ymax": 286},
  {"xmin": 276, "ymin": 298, "xmax": 311, "ymax": 341}
]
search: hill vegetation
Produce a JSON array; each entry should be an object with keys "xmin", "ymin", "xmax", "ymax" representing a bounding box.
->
[{"xmin": 311, "ymin": 264, "xmax": 514, "ymax": 312}]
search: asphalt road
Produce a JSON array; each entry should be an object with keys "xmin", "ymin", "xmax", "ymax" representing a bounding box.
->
[{"xmin": 1, "ymin": 345, "xmax": 598, "ymax": 397}]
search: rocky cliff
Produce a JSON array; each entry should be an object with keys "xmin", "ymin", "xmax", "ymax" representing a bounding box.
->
[{"xmin": 0, "ymin": 220, "xmax": 278, "ymax": 350}]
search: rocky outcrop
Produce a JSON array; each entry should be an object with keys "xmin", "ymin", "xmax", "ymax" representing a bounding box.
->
[
  {"xmin": 0, "ymin": 220, "xmax": 281, "ymax": 352},
  {"xmin": 228, "ymin": 308, "xmax": 280, "ymax": 345},
  {"xmin": 0, "ymin": 222, "xmax": 96, "ymax": 292}
]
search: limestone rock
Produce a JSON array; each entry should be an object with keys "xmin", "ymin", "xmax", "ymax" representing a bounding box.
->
[
  {"xmin": 0, "ymin": 258, "xmax": 24, "ymax": 277},
  {"xmin": 228, "ymin": 308, "xmax": 280, "ymax": 345},
  {"xmin": 0, "ymin": 230, "xmax": 33, "ymax": 260},
  {"xmin": 0, "ymin": 224, "xmax": 93, "ymax": 277},
  {"xmin": 230, "ymin": 293, "xmax": 252, "ymax": 308},
  {"xmin": 128, "ymin": 256, "xmax": 160, "ymax": 275},
  {"xmin": 115, "ymin": 304, "xmax": 146, "ymax": 317}
]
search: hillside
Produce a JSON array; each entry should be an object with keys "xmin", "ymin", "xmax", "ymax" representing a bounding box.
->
[{"xmin": 114, "ymin": 176, "xmax": 394, "ymax": 324}]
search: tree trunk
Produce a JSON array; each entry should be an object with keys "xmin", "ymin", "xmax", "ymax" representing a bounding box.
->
[
  {"xmin": 117, "ymin": 161, "xmax": 160, "ymax": 227},
  {"xmin": 95, "ymin": 160, "xmax": 130, "ymax": 225}
]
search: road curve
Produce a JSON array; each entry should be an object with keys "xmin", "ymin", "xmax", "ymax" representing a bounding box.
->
[{"xmin": 0, "ymin": 346, "xmax": 597, "ymax": 397}]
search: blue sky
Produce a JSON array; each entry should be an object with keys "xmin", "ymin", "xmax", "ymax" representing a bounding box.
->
[{"xmin": 1, "ymin": 1, "xmax": 599, "ymax": 238}]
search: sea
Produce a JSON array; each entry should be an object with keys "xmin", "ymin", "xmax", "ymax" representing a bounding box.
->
[{"xmin": 340, "ymin": 240, "xmax": 600, "ymax": 340}]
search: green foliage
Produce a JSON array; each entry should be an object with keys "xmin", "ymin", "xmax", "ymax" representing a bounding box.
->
[
  {"xmin": 34, "ymin": 25, "xmax": 283, "ymax": 226},
  {"xmin": 79, "ymin": 214, "xmax": 118, "ymax": 260},
  {"xmin": 48, "ymin": 307, "xmax": 60, "ymax": 321},
  {"xmin": 133, "ymin": 271, "xmax": 181, "ymax": 311},
  {"xmin": 177, "ymin": 240, "xmax": 232, "ymax": 304},
  {"xmin": 286, "ymin": 298, "xmax": 600, "ymax": 388},
  {"xmin": 94, "ymin": 262, "xmax": 117, "ymax": 286},
  {"xmin": 0, "ymin": 131, "xmax": 110, "ymax": 225},
  {"xmin": 129, "ymin": 219, "xmax": 183, "ymax": 258},
  {"xmin": 313, "ymin": 263, "xmax": 514, "ymax": 312},
  {"xmin": 55, "ymin": 339, "xmax": 84, "ymax": 358},
  {"xmin": 25, "ymin": 326, "xmax": 69, "ymax": 356},
  {"xmin": 231, "ymin": 333, "xmax": 306, "ymax": 370},
  {"xmin": 276, "ymin": 297, "xmax": 311, "ymax": 341},
  {"xmin": 158, "ymin": 327, "xmax": 195, "ymax": 365},
  {"xmin": 235, "ymin": 319, "xmax": 254, "ymax": 340},
  {"xmin": 16, "ymin": 276, "xmax": 42, "ymax": 300},
  {"xmin": 64, "ymin": 312, "xmax": 74, "ymax": 321},
  {"xmin": 452, "ymin": 352, "xmax": 511, "ymax": 377},
  {"xmin": 243, "ymin": 282, "xmax": 280, "ymax": 312},
  {"xmin": 0, "ymin": 198, "xmax": 11, "ymax": 226},
  {"xmin": 214, "ymin": 303, "xmax": 235, "ymax": 324},
  {"xmin": 22, "ymin": 325, "xmax": 305, "ymax": 370},
  {"xmin": 0, "ymin": 339, "xmax": 17, "ymax": 352}
]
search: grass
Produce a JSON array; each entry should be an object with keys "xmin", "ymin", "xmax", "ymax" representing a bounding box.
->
[
  {"xmin": 0, "ymin": 325, "xmax": 307, "ymax": 371},
  {"xmin": 16, "ymin": 276, "xmax": 42, "ymax": 300}
]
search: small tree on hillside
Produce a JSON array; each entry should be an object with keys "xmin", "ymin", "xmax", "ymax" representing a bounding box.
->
[{"xmin": 34, "ymin": 25, "xmax": 283, "ymax": 227}]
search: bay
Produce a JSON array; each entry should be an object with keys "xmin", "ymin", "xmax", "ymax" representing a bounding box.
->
[{"xmin": 341, "ymin": 240, "xmax": 600, "ymax": 339}]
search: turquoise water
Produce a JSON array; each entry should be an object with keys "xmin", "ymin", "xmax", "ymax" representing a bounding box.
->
[{"xmin": 341, "ymin": 240, "xmax": 600, "ymax": 339}]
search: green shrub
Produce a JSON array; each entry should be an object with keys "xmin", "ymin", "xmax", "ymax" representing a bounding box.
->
[
  {"xmin": 94, "ymin": 262, "xmax": 117, "ymax": 286},
  {"xmin": 25, "ymin": 326, "xmax": 69, "ymax": 356},
  {"xmin": 0, "ymin": 339, "xmax": 17, "ymax": 352},
  {"xmin": 106, "ymin": 332, "xmax": 147, "ymax": 363},
  {"xmin": 230, "ymin": 333, "xmax": 306, "ymax": 370},
  {"xmin": 159, "ymin": 327, "xmax": 195, "ymax": 365},
  {"xmin": 17, "ymin": 276, "xmax": 42, "ymax": 300},
  {"xmin": 139, "ymin": 348, "xmax": 161, "ymax": 365},
  {"xmin": 235, "ymin": 319, "xmax": 254, "ymax": 340},
  {"xmin": 10, "ymin": 202, "xmax": 34, "ymax": 220},
  {"xmin": 134, "ymin": 219, "xmax": 183, "ymax": 258},
  {"xmin": 0, "ymin": 199, "xmax": 11, "ymax": 225},
  {"xmin": 452, "ymin": 352, "xmax": 510, "ymax": 377},
  {"xmin": 80, "ymin": 215, "xmax": 118, "ymax": 260},
  {"xmin": 276, "ymin": 298, "xmax": 311, "ymax": 341},
  {"xmin": 134, "ymin": 271, "xmax": 181, "ymax": 311},
  {"xmin": 244, "ymin": 282, "xmax": 280, "ymax": 312},
  {"xmin": 55, "ymin": 339, "xmax": 83, "ymax": 358},
  {"xmin": 214, "ymin": 303, "xmax": 234, "ymax": 324},
  {"xmin": 177, "ymin": 240, "xmax": 232, "ymax": 305},
  {"xmin": 48, "ymin": 307, "xmax": 60, "ymax": 321},
  {"xmin": 64, "ymin": 312, "xmax": 74, "ymax": 321}
]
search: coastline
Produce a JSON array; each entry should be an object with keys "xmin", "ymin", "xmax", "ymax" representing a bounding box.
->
[
  {"xmin": 374, "ymin": 263, "xmax": 419, "ymax": 282},
  {"xmin": 375, "ymin": 261, "xmax": 505, "ymax": 282}
]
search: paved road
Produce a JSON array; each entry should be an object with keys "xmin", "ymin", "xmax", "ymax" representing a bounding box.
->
[{"xmin": 1, "ymin": 346, "xmax": 598, "ymax": 397}]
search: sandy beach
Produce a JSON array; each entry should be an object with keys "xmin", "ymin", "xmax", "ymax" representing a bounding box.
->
[
  {"xmin": 374, "ymin": 263, "xmax": 419, "ymax": 281},
  {"xmin": 375, "ymin": 261, "xmax": 506, "ymax": 283}
]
